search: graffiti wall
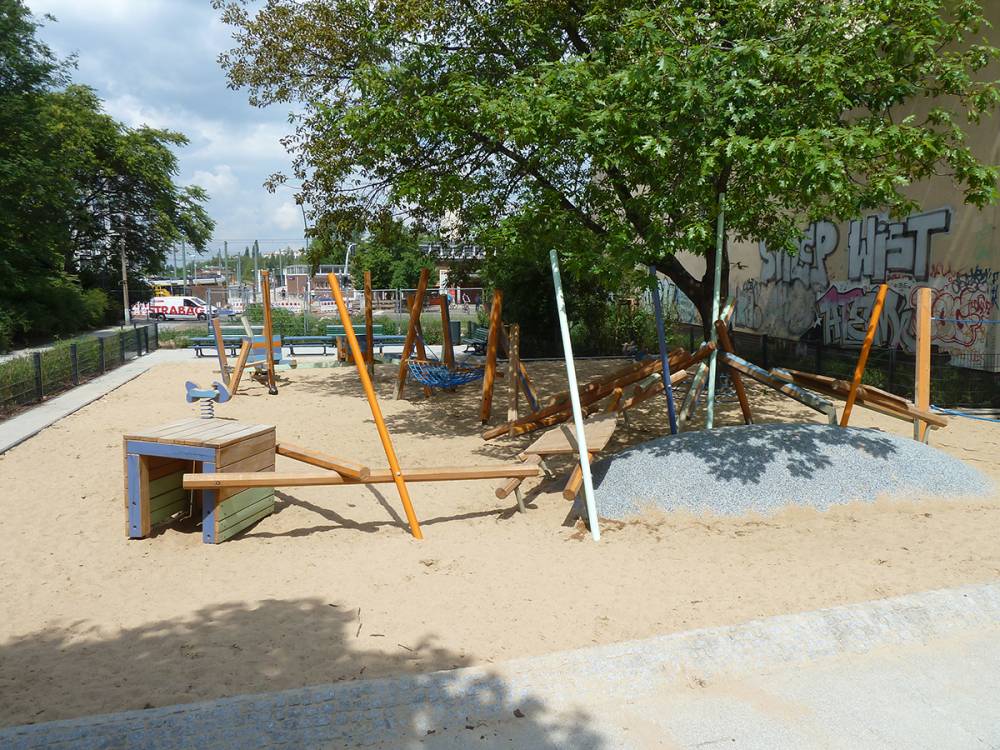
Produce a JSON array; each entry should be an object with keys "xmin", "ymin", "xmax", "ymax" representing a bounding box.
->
[{"xmin": 730, "ymin": 206, "xmax": 1000, "ymax": 371}]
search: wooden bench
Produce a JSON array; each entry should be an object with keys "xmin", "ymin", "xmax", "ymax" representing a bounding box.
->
[
  {"xmin": 285, "ymin": 335, "xmax": 336, "ymax": 355},
  {"xmin": 192, "ymin": 326, "xmax": 264, "ymax": 357},
  {"xmin": 462, "ymin": 326, "xmax": 490, "ymax": 354}
]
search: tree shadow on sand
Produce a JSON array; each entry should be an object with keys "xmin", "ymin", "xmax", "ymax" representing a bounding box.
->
[{"xmin": 0, "ymin": 598, "xmax": 609, "ymax": 748}]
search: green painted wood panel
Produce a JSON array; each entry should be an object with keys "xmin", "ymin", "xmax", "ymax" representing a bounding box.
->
[
  {"xmin": 150, "ymin": 497, "xmax": 187, "ymax": 526},
  {"xmin": 149, "ymin": 472, "xmax": 183, "ymax": 500},
  {"xmin": 217, "ymin": 493, "xmax": 274, "ymax": 533},
  {"xmin": 150, "ymin": 486, "xmax": 186, "ymax": 513},
  {"xmin": 216, "ymin": 501, "xmax": 275, "ymax": 542},
  {"xmin": 216, "ymin": 486, "xmax": 274, "ymax": 522}
]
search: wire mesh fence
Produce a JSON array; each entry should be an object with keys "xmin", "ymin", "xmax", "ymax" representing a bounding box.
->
[
  {"xmin": 0, "ymin": 324, "xmax": 159, "ymax": 419},
  {"xmin": 677, "ymin": 323, "xmax": 1000, "ymax": 410}
]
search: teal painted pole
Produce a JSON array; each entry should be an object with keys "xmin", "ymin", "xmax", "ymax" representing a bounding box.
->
[
  {"xmin": 705, "ymin": 193, "xmax": 725, "ymax": 430},
  {"xmin": 649, "ymin": 266, "xmax": 678, "ymax": 434},
  {"xmin": 549, "ymin": 250, "xmax": 600, "ymax": 541}
]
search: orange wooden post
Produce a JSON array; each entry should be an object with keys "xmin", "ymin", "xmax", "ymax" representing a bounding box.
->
[
  {"xmin": 260, "ymin": 270, "xmax": 278, "ymax": 395},
  {"xmin": 396, "ymin": 268, "xmax": 430, "ymax": 399},
  {"xmin": 713, "ymin": 320, "xmax": 753, "ymax": 424},
  {"xmin": 480, "ymin": 289, "xmax": 502, "ymax": 423},
  {"xmin": 840, "ymin": 283, "xmax": 888, "ymax": 427},
  {"xmin": 914, "ymin": 287, "xmax": 933, "ymax": 441},
  {"xmin": 364, "ymin": 270, "xmax": 374, "ymax": 378},
  {"xmin": 211, "ymin": 317, "xmax": 229, "ymax": 379},
  {"xmin": 328, "ymin": 273, "xmax": 423, "ymax": 539},
  {"xmin": 507, "ymin": 324, "xmax": 520, "ymax": 434},
  {"xmin": 228, "ymin": 339, "xmax": 252, "ymax": 393},
  {"xmin": 438, "ymin": 296, "xmax": 455, "ymax": 368}
]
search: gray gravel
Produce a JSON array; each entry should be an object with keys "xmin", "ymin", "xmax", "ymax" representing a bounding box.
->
[{"xmin": 582, "ymin": 424, "xmax": 994, "ymax": 520}]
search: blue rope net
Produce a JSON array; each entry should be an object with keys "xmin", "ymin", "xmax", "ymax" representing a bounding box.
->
[{"xmin": 407, "ymin": 361, "xmax": 484, "ymax": 389}]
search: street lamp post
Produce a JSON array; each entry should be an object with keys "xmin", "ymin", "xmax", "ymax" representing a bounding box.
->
[{"xmin": 120, "ymin": 233, "xmax": 131, "ymax": 326}]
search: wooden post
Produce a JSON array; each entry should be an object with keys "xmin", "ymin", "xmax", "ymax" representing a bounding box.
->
[
  {"xmin": 439, "ymin": 295, "xmax": 455, "ymax": 368},
  {"xmin": 212, "ymin": 317, "xmax": 229, "ymax": 380},
  {"xmin": 396, "ymin": 267, "xmax": 430, "ymax": 399},
  {"xmin": 364, "ymin": 270, "xmax": 374, "ymax": 378},
  {"xmin": 480, "ymin": 289, "xmax": 502, "ymax": 423},
  {"xmin": 260, "ymin": 270, "xmax": 278, "ymax": 395},
  {"xmin": 841, "ymin": 283, "xmax": 888, "ymax": 427},
  {"xmin": 228, "ymin": 340, "xmax": 252, "ymax": 393},
  {"xmin": 507, "ymin": 324, "xmax": 520, "ymax": 435},
  {"xmin": 499, "ymin": 324, "xmax": 539, "ymax": 411},
  {"xmin": 914, "ymin": 286, "xmax": 932, "ymax": 441},
  {"xmin": 328, "ymin": 273, "xmax": 423, "ymax": 539},
  {"xmin": 713, "ymin": 320, "xmax": 753, "ymax": 425}
]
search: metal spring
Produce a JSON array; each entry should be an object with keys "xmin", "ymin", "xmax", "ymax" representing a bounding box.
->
[{"xmin": 200, "ymin": 400, "xmax": 215, "ymax": 419}]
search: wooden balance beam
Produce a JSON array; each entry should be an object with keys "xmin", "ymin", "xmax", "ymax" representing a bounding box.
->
[
  {"xmin": 720, "ymin": 352, "xmax": 838, "ymax": 424},
  {"xmin": 276, "ymin": 442, "xmax": 371, "ymax": 481},
  {"xmin": 770, "ymin": 368, "xmax": 948, "ymax": 430},
  {"xmin": 184, "ymin": 463, "xmax": 541, "ymax": 491}
]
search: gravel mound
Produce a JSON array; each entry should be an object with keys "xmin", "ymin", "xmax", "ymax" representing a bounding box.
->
[{"xmin": 584, "ymin": 424, "xmax": 993, "ymax": 520}]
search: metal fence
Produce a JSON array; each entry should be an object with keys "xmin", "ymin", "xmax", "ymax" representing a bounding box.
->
[
  {"xmin": 677, "ymin": 323, "xmax": 1000, "ymax": 410},
  {"xmin": 0, "ymin": 324, "xmax": 159, "ymax": 418}
]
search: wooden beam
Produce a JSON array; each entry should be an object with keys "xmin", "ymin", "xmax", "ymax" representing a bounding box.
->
[
  {"xmin": 480, "ymin": 289, "xmax": 503, "ymax": 423},
  {"xmin": 329, "ymin": 273, "xmax": 423, "ymax": 539},
  {"xmin": 185, "ymin": 463, "xmax": 542, "ymax": 490},
  {"xmin": 438, "ymin": 295, "xmax": 455, "ymax": 368},
  {"xmin": 841, "ymin": 283, "xmax": 888, "ymax": 427},
  {"xmin": 396, "ymin": 268, "xmax": 430, "ymax": 399},
  {"xmin": 228, "ymin": 340, "xmax": 252, "ymax": 394},
  {"xmin": 494, "ymin": 454, "xmax": 543, "ymax": 499},
  {"xmin": 713, "ymin": 320, "xmax": 753, "ymax": 424},
  {"xmin": 721, "ymin": 352, "xmax": 837, "ymax": 423},
  {"xmin": 260, "ymin": 270, "xmax": 278, "ymax": 395},
  {"xmin": 914, "ymin": 286, "xmax": 932, "ymax": 441},
  {"xmin": 499, "ymin": 324, "xmax": 539, "ymax": 411},
  {"xmin": 212, "ymin": 317, "xmax": 230, "ymax": 380},
  {"xmin": 364, "ymin": 270, "xmax": 374, "ymax": 378},
  {"xmin": 276, "ymin": 442, "xmax": 371, "ymax": 481},
  {"xmin": 507, "ymin": 324, "xmax": 520, "ymax": 434}
]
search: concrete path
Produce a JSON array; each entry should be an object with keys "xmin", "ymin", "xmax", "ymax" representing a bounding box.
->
[
  {"xmin": 0, "ymin": 349, "xmax": 190, "ymax": 454},
  {"xmin": 3, "ymin": 581, "xmax": 998, "ymax": 749}
]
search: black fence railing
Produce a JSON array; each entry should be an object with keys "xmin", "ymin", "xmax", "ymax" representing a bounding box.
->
[
  {"xmin": 677, "ymin": 323, "xmax": 1000, "ymax": 410},
  {"xmin": 0, "ymin": 324, "xmax": 159, "ymax": 419}
]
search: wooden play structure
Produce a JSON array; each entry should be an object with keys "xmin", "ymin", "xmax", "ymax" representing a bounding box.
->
[{"xmin": 123, "ymin": 271, "xmax": 544, "ymax": 543}]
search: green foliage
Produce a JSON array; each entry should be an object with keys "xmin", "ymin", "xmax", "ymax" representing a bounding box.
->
[
  {"xmin": 347, "ymin": 211, "xmax": 435, "ymax": 289},
  {"xmin": 217, "ymin": 0, "xmax": 1000, "ymax": 333},
  {"xmin": 0, "ymin": 1, "xmax": 215, "ymax": 345}
]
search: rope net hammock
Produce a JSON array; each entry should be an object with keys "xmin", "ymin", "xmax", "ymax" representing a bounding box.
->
[{"xmin": 407, "ymin": 360, "xmax": 484, "ymax": 389}]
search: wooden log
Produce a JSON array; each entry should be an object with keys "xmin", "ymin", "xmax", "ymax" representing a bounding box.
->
[
  {"xmin": 494, "ymin": 454, "xmax": 543, "ymax": 499},
  {"xmin": 914, "ymin": 286, "xmax": 932, "ymax": 441},
  {"xmin": 721, "ymin": 352, "xmax": 838, "ymax": 423},
  {"xmin": 260, "ymin": 270, "xmax": 278, "ymax": 394},
  {"xmin": 276, "ymin": 442, "xmax": 371, "ymax": 481},
  {"xmin": 775, "ymin": 368, "xmax": 910, "ymax": 409},
  {"xmin": 438, "ymin": 295, "xmax": 455, "ymax": 368},
  {"xmin": 713, "ymin": 320, "xmax": 753, "ymax": 424},
  {"xmin": 228, "ymin": 339, "xmax": 252, "ymax": 394},
  {"xmin": 212, "ymin": 317, "xmax": 230, "ymax": 379},
  {"xmin": 841, "ymin": 283, "xmax": 888, "ymax": 426},
  {"xmin": 618, "ymin": 369, "xmax": 690, "ymax": 412},
  {"xmin": 364, "ymin": 270, "xmax": 374, "ymax": 378},
  {"xmin": 329, "ymin": 272, "xmax": 423, "ymax": 539},
  {"xmin": 186, "ymin": 463, "xmax": 542, "ymax": 491},
  {"xmin": 499, "ymin": 324, "xmax": 539, "ymax": 411},
  {"xmin": 480, "ymin": 289, "xmax": 503, "ymax": 422},
  {"xmin": 507, "ymin": 324, "xmax": 520, "ymax": 434},
  {"xmin": 561, "ymin": 453, "xmax": 597, "ymax": 501},
  {"xmin": 396, "ymin": 268, "xmax": 430, "ymax": 399}
]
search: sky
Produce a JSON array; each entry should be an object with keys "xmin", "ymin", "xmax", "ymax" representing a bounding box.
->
[{"xmin": 26, "ymin": 0, "xmax": 307, "ymax": 256}]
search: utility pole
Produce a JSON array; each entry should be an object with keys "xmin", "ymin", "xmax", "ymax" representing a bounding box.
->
[
  {"xmin": 223, "ymin": 240, "xmax": 229, "ymax": 285},
  {"xmin": 181, "ymin": 240, "xmax": 188, "ymax": 295},
  {"xmin": 120, "ymin": 233, "xmax": 131, "ymax": 326},
  {"xmin": 253, "ymin": 239, "xmax": 260, "ymax": 303}
]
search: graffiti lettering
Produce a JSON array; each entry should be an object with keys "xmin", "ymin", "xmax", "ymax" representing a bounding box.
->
[
  {"xmin": 759, "ymin": 220, "xmax": 838, "ymax": 290},
  {"xmin": 846, "ymin": 208, "xmax": 951, "ymax": 282},
  {"xmin": 818, "ymin": 284, "xmax": 914, "ymax": 350}
]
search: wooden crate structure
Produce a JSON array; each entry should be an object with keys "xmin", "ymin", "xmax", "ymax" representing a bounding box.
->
[{"xmin": 123, "ymin": 419, "xmax": 276, "ymax": 544}]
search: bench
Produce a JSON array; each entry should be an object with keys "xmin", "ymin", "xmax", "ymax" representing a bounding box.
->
[
  {"xmin": 192, "ymin": 325, "xmax": 264, "ymax": 357},
  {"xmin": 285, "ymin": 335, "xmax": 335, "ymax": 355},
  {"xmin": 462, "ymin": 326, "xmax": 490, "ymax": 355}
]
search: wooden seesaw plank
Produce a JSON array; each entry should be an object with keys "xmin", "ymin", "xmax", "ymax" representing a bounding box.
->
[
  {"xmin": 276, "ymin": 442, "xmax": 371, "ymax": 480},
  {"xmin": 184, "ymin": 464, "xmax": 541, "ymax": 490}
]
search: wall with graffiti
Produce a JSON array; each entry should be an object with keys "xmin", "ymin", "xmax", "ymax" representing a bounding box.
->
[{"xmin": 728, "ymin": 205, "xmax": 1000, "ymax": 372}]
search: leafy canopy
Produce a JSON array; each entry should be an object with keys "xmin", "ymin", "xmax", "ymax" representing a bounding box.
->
[{"xmin": 216, "ymin": 0, "xmax": 1000, "ymax": 323}]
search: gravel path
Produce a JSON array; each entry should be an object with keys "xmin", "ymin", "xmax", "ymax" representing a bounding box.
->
[{"xmin": 585, "ymin": 424, "xmax": 994, "ymax": 520}]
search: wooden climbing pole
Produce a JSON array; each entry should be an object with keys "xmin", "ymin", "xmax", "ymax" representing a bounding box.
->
[
  {"xmin": 396, "ymin": 268, "xmax": 430, "ymax": 399},
  {"xmin": 260, "ymin": 270, "xmax": 278, "ymax": 395},
  {"xmin": 364, "ymin": 270, "xmax": 374, "ymax": 378},
  {"xmin": 480, "ymin": 289, "xmax": 502, "ymax": 423},
  {"xmin": 841, "ymin": 283, "xmax": 888, "ymax": 427}
]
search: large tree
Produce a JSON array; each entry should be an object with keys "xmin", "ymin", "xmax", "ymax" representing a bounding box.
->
[
  {"xmin": 0, "ymin": 0, "xmax": 214, "ymax": 345},
  {"xmin": 215, "ymin": 0, "xmax": 1000, "ymax": 334}
]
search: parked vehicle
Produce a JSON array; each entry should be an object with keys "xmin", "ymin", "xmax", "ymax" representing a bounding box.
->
[{"xmin": 147, "ymin": 296, "xmax": 217, "ymax": 321}]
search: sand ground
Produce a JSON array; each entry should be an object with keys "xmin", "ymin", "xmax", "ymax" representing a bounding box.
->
[{"xmin": 0, "ymin": 357, "xmax": 998, "ymax": 726}]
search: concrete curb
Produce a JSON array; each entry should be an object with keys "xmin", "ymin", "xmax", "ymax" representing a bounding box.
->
[{"xmin": 3, "ymin": 580, "xmax": 999, "ymax": 749}]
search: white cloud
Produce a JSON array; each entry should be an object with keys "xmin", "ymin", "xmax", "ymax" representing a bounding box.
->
[
  {"xmin": 272, "ymin": 201, "xmax": 303, "ymax": 231},
  {"xmin": 190, "ymin": 165, "xmax": 238, "ymax": 195}
]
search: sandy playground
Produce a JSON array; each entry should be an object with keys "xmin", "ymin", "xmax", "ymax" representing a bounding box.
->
[{"xmin": 0, "ymin": 356, "xmax": 998, "ymax": 726}]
